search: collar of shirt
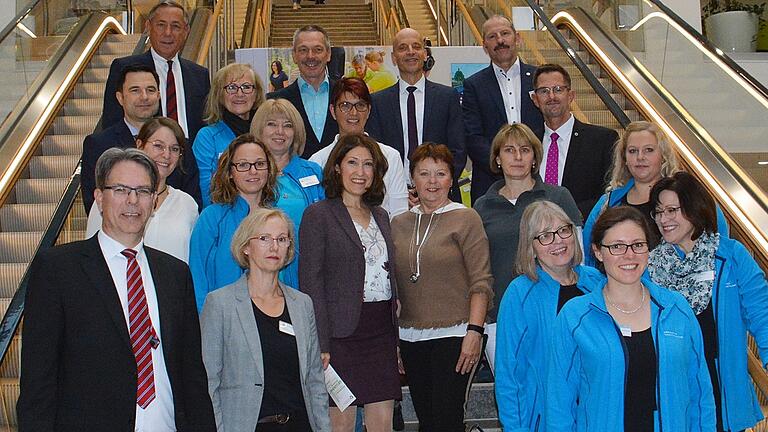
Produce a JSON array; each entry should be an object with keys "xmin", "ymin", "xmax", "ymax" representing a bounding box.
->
[
  {"xmin": 398, "ymin": 75, "xmax": 426, "ymax": 94},
  {"xmin": 298, "ymin": 74, "xmax": 330, "ymax": 94},
  {"xmin": 124, "ymin": 119, "xmax": 140, "ymax": 137},
  {"xmin": 150, "ymin": 48, "xmax": 180, "ymax": 70},
  {"xmin": 543, "ymin": 113, "xmax": 576, "ymax": 146},
  {"xmin": 97, "ymin": 230, "xmax": 146, "ymax": 262},
  {"xmin": 493, "ymin": 57, "xmax": 520, "ymax": 80}
]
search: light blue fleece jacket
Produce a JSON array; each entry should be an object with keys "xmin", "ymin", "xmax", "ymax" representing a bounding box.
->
[
  {"xmin": 546, "ymin": 277, "xmax": 715, "ymax": 432},
  {"xmin": 495, "ymin": 265, "xmax": 605, "ymax": 432},
  {"xmin": 193, "ymin": 121, "xmax": 236, "ymax": 208}
]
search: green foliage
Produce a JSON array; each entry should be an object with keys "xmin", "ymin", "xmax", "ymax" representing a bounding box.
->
[{"xmin": 703, "ymin": 0, "xmax": 766, "ymax": 19}]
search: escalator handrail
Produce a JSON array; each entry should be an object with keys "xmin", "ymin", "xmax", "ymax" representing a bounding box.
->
[
  {"xmin": 643, "ymin": 0, "xmax": 768, "ymax": 103},
  {"xmin": 0, "ymin": 0, "xmax": 43, "ymax": 44},
  {"xmin": 522, "ymin": 0, "xmax": 631, "ymax": 129}
]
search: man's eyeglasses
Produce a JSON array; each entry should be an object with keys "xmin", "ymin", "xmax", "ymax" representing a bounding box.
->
[
  {"xmin": 651, "ymin": 206, "xmax": 681, "ymax": 220},
  {"xmin": 534, "ymin": 224, "xmax": 574, "ymax": 246},
  {"xmin": 102, "ymin": 185, "xmax": 155, "ymax": 199},
  {"xmin": 337, "ymin": 101, "xmax": 369, "ymax": 113},
  {"xmin": 223, "ymin": 83, "xmax": 256, "ymax": 95},
  {"xmin": 533, "ymin": 85, "xmax": 570, "ymax": 96},
  {"xmin": 231, "ymin": 160, "xmax": 269, "ymax": 172},
  {"xmin": 600, "ymin": 242, "xmax": 649, "ymax": 255}
]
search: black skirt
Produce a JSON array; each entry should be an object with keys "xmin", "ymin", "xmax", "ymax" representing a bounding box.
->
[{"xmin": 328, "ymin": 300, "xmax": 402, "ymax": 406}]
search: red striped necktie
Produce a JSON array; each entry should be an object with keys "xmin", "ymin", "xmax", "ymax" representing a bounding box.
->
[
  {"xmin": 121, "ymin": 248, "xmax": 156, "ymax": 409},
  {"xmin": 166, "ymin": 60, "xmax": 178, "ymax": 121}
]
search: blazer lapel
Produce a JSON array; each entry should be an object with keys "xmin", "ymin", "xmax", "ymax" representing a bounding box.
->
[
  {"xmin": 145, "ymin": 248, "xmax": 179, "ymax": 357},
  {"xmin": 329, "ymin": 199, "xmax": 364, "ymax": 250},
  {"xmin": 81, "ymin": 236, "xmax": 132, "ymax": 349},
  {"xmin": 281, "ymin": 285, "xmax": 309, "ymax": 386},
  {"xmin": 481, "ymin": 66, "xmax": 506, "ymax": 121},
  {"xmin": 562, "ymin": 119, "xmax": 583, "ymax": 184},
  {"xmin": 387, "ymin": 85, "xmax": 405, "ymax": 157},
  {"xmin": 288, "ymin": 81, "xmax": 321, "ymax": 145},
  {"xmin": 233, "ymin": 278, "xmax": 265, "ymax": 380}
]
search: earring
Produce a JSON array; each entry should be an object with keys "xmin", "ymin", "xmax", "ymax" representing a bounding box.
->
[
  {"xmin": 497, "ymin": 162, "xmax": 502, "ymax": 169},
  {"xmin": 244, "ymin": 250, "xmax": 249, "ymax": 255}
]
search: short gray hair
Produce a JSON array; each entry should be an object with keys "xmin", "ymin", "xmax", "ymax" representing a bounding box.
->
[
  {"xmin": 292, "ymin": 25, "xmax": 331, "ymax": 51},
  {"xmin": 148, "ymin": 0, "xmax": 189, "ymax": 25},
  {"xmin": 230, "ymin": 208, "xmax": 296, "ymax": 269},
  {"xmin": 94, "ymin": 147, "xmax": 160, "ymax": 192},
  {"xmin": 515, "ymin": 200, "xmax": 583, "ymax": 281}
]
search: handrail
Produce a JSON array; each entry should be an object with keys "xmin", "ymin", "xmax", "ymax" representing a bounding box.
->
[
  {"xmin": 645, "ymin": 0, "xmax": 768, "ymax": 103},
  {"xmin": 197, "ymin": 0, "xmax": 224, "ymax": 64},
  {"xmin": 0, "ymin": 0, "xmax": 43, "ymax": 45},
  {"xmin": 455, "ymin": 0, "xmax": 481, "ymax": 43},
  {"xmin": 523, "ymin": 0, "xmax": 631, "ymax": 128},
  {"xmin": 0, "ymin": 12, "xmax": 125, "ymax": 207}
]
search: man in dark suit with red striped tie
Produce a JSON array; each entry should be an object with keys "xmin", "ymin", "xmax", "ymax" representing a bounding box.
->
[{"xmin": 17, "ymin": 148, "xmax": 215, "ymax": 432}]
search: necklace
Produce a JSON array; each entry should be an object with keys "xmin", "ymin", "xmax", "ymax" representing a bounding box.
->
[
  {"xmin": 157, "ymin": 184, "xmax": 168, "ymax": 195},
  {"xmin": 408, "ymin": 210, "xmax": 440, "ymax": 283},
  {"xmin": 606, "ymin": 286, "xmax": 646, "ymax": 314}
]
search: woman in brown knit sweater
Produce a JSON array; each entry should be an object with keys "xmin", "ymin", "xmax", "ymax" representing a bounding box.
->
[{"xmin": 391, "ymin": 143, "xmax": 493, "ymax": 432}]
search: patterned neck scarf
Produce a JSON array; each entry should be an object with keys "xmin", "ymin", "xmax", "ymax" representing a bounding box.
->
[{"xmin": 648, "ymin": 232, "xmax": 720, "ymax": 314}]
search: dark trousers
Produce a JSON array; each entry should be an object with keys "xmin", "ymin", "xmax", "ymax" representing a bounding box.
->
[{"xmin": 400, "ymin": 337, "xmax": 472, "ymax": 432}]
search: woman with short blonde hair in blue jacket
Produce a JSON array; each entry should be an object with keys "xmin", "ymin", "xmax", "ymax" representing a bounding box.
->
[
  {"xmin": 495, "ymin": 200, "xmax": 604, "ymax": 431},
  {"xmin": 547, "ymin": 206, "xmax": 714, "ymax": 432},
  {"xmin": 648, "ymin": 171, "xmax": 768, "ymax": 431}
]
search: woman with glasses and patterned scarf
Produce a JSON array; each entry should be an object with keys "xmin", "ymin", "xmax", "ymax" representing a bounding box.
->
[
  {"xmin": 495, "ymin": 200, "xmax": 604, "ymax": 431},
  {"xmin": 194, "ymin": 63, "xmax": 265, "ymax": 207},
  {"xmin": 189, "ymin": 134, "xmax": 277, "ymax": 312},
  {"xmin": 647, "ymin": 171, "xmax": 768, "ymax": 432},
  {"xmin": 547, "ymin": 206, "xmax": 714, "ymax": 432}
]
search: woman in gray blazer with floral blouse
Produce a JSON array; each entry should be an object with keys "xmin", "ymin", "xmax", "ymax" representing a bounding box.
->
[{"xmin": 201, "ymin": 208, "xmax": 330, "ymax": 432}]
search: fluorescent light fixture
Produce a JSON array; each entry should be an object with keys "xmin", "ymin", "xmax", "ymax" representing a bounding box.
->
[{"xmin": 16, "ymin": 22, "xmax": 36, "ymax": 38}]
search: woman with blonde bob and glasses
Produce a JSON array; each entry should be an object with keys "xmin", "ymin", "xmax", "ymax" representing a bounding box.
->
[
  {"xmin": 201, "ymin": 208, "xmax": 331, "ymax": 431},
  {"xmin": 189, "ymin": 134, "xmax": 278, "ymax": 312},
  {"xmin": 495, "ymin": 200, "xmax": 604, "ymax": 432},
  {"xmin": 194, "ymin": 63, "xmax": 266, "ymax": 207},
  {"xmin": 474, "ymin": 123, "xmax": 582, "ymax": 372},
  {"xmin": 86, "ymin": 117, "xmax": 198, "ymax": 262},
  {"xmin": 647, "ymin": 171, "xmax": 768, "ymax": 432},
  {"xmin": 546, "ymin": 206, "xmax": 714, "ymax": 432}
]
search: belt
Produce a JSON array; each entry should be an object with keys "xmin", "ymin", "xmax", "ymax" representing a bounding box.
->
[{"xmin": 257, "ymin": 414, "xmax": 290, "ymax": 424}]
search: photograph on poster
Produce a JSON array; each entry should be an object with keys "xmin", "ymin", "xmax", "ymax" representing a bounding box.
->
[
  {"xmin": 343, "ymin": 47, "xmax": 397, "ymax": 93},
  {"xmin": 451, "ymin": 63, "xmax": 487, "ymax": 101}
]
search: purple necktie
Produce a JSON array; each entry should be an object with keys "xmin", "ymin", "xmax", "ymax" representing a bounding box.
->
[
  {"xmin": 406, "ymin": 86, "xmax": 418, "ymax": 160},
  {"xmin": 544, "ymin": 132, "xmax": 560, "ymax": 185}
]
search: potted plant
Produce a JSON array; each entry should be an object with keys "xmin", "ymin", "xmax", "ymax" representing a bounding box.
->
[{"xmin": 703, "ymin": 0, "xmax": 766, "ymax": 52}]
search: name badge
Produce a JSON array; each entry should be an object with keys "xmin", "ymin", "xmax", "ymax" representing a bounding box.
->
[
  {"xmin": 279, "ymin": 321, "xmax": 295, "ymax": 336},
  {"xmin": 693, "ymin": 270, "xmax": 715, "ymax": 282},
  {"xmin": 299, "ymin": 175, "xmax": 320, "ymax": 188},
  {"xmin": 620, "ymin": 326, "xmax": 632, "ymax": 337}
]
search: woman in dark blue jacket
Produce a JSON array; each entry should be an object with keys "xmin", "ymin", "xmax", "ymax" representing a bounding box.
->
[
  {"xmin": 648, "ymin": 171, "xmax": 768, "ymax": 431},
  {"xmin": 547, "ymin": 206, "xmax": 714, "ymax": 432},
  {"xmin": 495, "ymin": 200, "xmax": 604, "ymax": 431}
]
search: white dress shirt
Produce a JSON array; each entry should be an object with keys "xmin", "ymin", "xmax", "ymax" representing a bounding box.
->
[
  {"xmin": 538, "ymin": 114, "xmax": 575, "ymax": 185},
  {"xmin": 398, "ymin": 76, "xmax": 426, "ymax": 175},
  {"xmin": 151, "ymin": 48, "xmax": 189, "ymax": 138},
  {"xmin": 492, "ymin": 58, "xmax": 522, "ymax": 125},
  {"xmin": 98, "ymin": 231, "xmax": 176, "ymax": 432},
  {"xmin": 310, "ymin": 134, "xmax": 409, "ymax": 219}
]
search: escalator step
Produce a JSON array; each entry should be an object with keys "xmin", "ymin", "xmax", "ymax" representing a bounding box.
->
[
  {"xmin": 40, "ymin": 134, "xmax": 86, "ymax": 156},
  {"xmin": 0, "ymin": 204, "xmax": 57, "ymax": 231},
  {"xmin": 0, "ymin": 336, "xmax": 20, "ymax": 379},
  {"xmin": 27, "ymin": 155, "xmax": 79, "ymax": 178},
  {"xmin": 14, "ymin": 179, "xmax": 69, "ymax": 204},
  {"xmin": 0, "ymin": 232, "xmax": 42, "ymax": 263},
  {"xmin": 50, "ymin": 115, "xmax": 101, "ymax": 135},
  {"xmin": 0, "ymin": 264, "xmax": 26, "ymax": 298}
]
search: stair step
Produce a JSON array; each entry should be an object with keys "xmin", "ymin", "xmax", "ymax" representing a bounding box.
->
[{"xmin": 14, "ymin": 178, "xmax": 69, "ymax": 204}]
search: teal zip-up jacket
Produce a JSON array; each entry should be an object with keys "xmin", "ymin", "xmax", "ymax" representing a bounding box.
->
[
  {"xmin": 495, "ymin": 265, "xmax": 605, "ymax": 432},
  {"xmin": 650, "ymin": 237, "xmax": 768, "ymax": 431},
  {"xmin": 193, "ymin": 120, "xmax": 236, "ymax": 208},
  {"xmin": 582, "ymin": 179, "xmax": 729, "ymax": 267},
  {"xmin": 546, "ymin": 278, "xmax": 715, "ymax": 432}
]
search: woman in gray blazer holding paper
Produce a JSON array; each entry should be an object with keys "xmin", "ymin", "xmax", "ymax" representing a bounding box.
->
[{"xmin": 200, "ymin": 208, "xmax": 331, "ymax": 432}]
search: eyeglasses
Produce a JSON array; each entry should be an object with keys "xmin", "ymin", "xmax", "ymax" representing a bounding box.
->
[
  {"xmin": 600, "ymin": 242, "xmax": 649, "ymax": 255},
  {"xmin": 231, "ymin": 160, "xmax": 269, "ymax": 172},
  {"xmin": 252, "ymin": 235, "xmax": 292, "ymax": 247},
  {"xmin": 337, "ymin": 101, "xmax": 369, "ymax": 113},
  {"xmin": 651, "ymin": 206, "xmax": 681, "ymax": 220},
  {"xmin": 223, "ymin": 83, "xmax": 256, "ymax": 94},
  {"xmin": 147, "ymin": 140, "xmax": 182, "ymax": 155},
  {"xmin": 534, "ymin": 224, "xmax": 574, "ymax": 246},
  {"xmin": 533, "ymin": 85, "xmax": 570, "ymax": 96},
  {"xmin": 102, "ymin": 185, "xmax": 155, "ymax": 199}
]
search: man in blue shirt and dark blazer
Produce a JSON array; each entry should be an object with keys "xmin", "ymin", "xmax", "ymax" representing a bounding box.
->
[
  {"xmin": 462, "ymin": 15, "xmax": 544, "ymax": 204},
  {"xmin": 366, "ymin": 27, "xmax": 465, "ymax": 201},
  {"xmin": 267, "ymin": 25, "xmax": 338, "ymax": 158}
]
